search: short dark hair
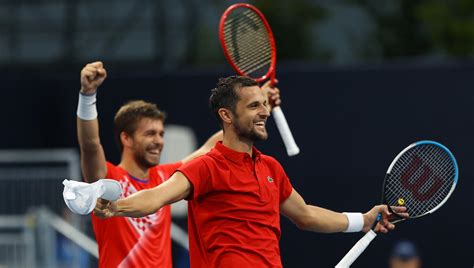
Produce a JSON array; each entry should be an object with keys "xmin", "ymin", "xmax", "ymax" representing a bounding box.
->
[
  {"xmin": 209, "ymin": 76, "xmax": 258, "ymax": 125},
  {"xmin": 114, "ymin": 100, "xmax": 166, "ymax": 152}
]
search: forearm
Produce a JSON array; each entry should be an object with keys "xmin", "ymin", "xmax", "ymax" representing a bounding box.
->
[
  {"xmin": 76, "ymin": 62, "xmax": 108, "ymax": 182},
  {"xmin": 200, "ymin": 130, "xmax": 223, "ymax": 152},
  {"xmin": 77, "ymin": 116, "xmax": 100, "ymax": 144},
  {"xmin": 77, "ymin": 117, "xmax": 106, "ymax": 181},
  {"xmin": 207, "ymin": 130, "xmax": 223, "ymax": 145},
  {"xmin": 113, "ymin": 172, "xmax": 191, "ymax": 218},
  {"xmin": 115, "ymin": 188, "xmax": 164, "ymax": 218},
  {"xmin": 298, "ymin": 205, "xmax": 349, "ymax": 233},
  {"xmin": 281, "ymin": 190, "xmax": 364, "ymax": 233}
]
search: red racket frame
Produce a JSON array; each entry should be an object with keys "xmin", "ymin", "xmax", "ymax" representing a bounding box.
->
[{"xmin": 219, "ymin": 3, "xmax": 277, "ymax": 84}]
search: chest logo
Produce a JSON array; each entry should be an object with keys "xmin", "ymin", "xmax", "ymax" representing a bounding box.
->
[{"xmin": 267, "ymin": 176, "xmax": 274, "ymax": 183}]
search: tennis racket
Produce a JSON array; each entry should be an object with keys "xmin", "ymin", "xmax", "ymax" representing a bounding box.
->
[
  {"xmin": 219, "ymin": 3, "xmax": 300, "ymax": 156},
  {"xmin": 335, "ymin": 140, "xmax": 458, "ymax": 268}
]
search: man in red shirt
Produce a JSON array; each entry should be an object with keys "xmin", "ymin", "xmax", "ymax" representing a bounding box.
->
[
  {"xmin": 94, "ymin": 75, "xmax": 407, "ymax": 267},
  {"xmin": 76, "ymin": 61, "xmax": 224, "ymax": 267}
]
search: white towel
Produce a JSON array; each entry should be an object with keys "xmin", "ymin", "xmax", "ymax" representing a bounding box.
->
[{"xmin": 62, "ymin": 179, "xmax": 122, "ymax": 215}]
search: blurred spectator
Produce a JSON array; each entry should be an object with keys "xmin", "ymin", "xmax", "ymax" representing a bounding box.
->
[{"xmin": 389, "ymin": 240, "xmax": 421, "ymax": 268}]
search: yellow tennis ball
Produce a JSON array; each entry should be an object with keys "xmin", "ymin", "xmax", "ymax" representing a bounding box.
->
[{"xmin": 397, "ymin": 198, "xmax": 405, "ymax": 206}]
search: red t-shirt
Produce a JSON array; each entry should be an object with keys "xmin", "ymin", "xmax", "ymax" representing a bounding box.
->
[
  {"xmin": 177, "ymin": 142, "xmax": 293, "ymax": 268},
  {"xmin": 91, "ymin": 161, "xmax": 181, "ymax": 268}
]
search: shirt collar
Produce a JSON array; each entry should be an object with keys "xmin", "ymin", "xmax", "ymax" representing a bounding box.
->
[{"xmin": 214, "ymin": 141, "xmax": 261, "ymax": 163}]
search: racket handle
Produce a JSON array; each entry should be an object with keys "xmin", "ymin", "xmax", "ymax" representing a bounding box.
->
[
  {"xmin": 271, "ymin": 106, "xmax": 300, "ymax": 156},
  {"xmin": 335, "ymin": 230, "xmax": 377, "ymax": 268}
]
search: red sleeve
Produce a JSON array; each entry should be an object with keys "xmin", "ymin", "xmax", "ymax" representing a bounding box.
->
[
  {"xmin": 176, "ymin": 157, "xmax": 212, "ymax": 200},
  {"xmin": 275, "ymin": 161, "xmax": 293, "ymax": 203}
]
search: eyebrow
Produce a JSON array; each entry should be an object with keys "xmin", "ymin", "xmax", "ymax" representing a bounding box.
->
[
  {"xmin": 246, "ymin": 100, "xmax": 261, "ymax": 107},
  {"xmin": 143, "ymin": 129, "xmax": 157, "ymax": 134}
]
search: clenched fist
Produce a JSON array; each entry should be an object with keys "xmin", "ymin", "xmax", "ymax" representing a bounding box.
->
[{"xmin": 80, "ymin": 61, "xmax": 107, "ymax": 94}]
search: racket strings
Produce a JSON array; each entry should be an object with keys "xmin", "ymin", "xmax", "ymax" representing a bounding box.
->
[
  {"xmin": 388, "ymin": 156, "xmax": 452, "ymax": 214},
  {"xmin": 385, "ymin": 144, "xmax": 455, "ymax": 217},
  {"xmin": 223, "ymin": 10, "xmax": 271, "ymax": 62},
  {"xmin": 223, "ymin": 23, "xmax": 270, "ymax": 65},
  {"xmin": 414, "ymin": 146, "xmax": 455, "ymax": 208},
  {"xmin": 387, "ymin": 150, "xmax": 453, "ymax": 215},
  {"xmin": 223, "ymin": 13, "xmax": 271, "ymax": 74},
  {"xmin": 223, "ymin": 12, "xmax": 271, "ymax": 57},
  {"xmin": 223, "ymin": 8, "xmax": 272, "ymax": 77},
  {"xmin": 226, "ymin": 32, "xmax": 271, "ymax": 74}
]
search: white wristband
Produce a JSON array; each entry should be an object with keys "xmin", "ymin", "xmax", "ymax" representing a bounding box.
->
[
  {"xmin": 343, "ymin": 212, "xmax": 364, "ymax": 233},
  {"xmin": 77, "ymin": 92, "xmax": 98, "ymax": 120}
]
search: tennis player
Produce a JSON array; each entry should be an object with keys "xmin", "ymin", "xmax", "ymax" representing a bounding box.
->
[
  {"xmin": 93, "ymin": 75, "xmax": 407, "ymax": 267},
  {"xmin": 77, "ymin": 61, "xmax": 228, "ymax": 268}
]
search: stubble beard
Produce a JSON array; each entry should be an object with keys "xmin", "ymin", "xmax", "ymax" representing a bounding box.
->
[
  {"xmin": 133, "ymin": 147, "xmax": 160, "ymax": 169},
  {"xmin": 233, "ymin": 117, "xmax": 268, "ymax": 142}
]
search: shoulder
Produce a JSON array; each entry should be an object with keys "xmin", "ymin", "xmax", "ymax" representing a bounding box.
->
[
  {"xmin": 106, "ymin": 161, "xmax": 116, "ymax": 169},
  {"xmin": 260, "ymin": 154, "xmax": 282, "ymax": 167},
  {"xmin": 105, "ymin": 161, "xmax": 125, "ymax": 179},
  {"xmin": 149, "ymin": 161, "xmax": 183, "ymax": 181},
  {"xmin": 181, "ymin": 154, "xmax": 214, "ymax": 169},
  {"xmin": 191, "ymin": 147, "xmax": 226, "ymax": 163},
  {"xmin": 177, "ymin": 151, "xmax": 227, "ymax": 177},
  {"xmin": 152, "ymin": 161, "xmax": 182, "ymax": 172}
]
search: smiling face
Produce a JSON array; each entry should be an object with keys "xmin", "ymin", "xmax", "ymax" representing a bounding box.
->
[
  {"xmin": 231, "ymin": 85, "xmax": 270, "ymax": 141},
  {"xmin": 126, "ymin": 117, "xmax": 165, "ymax": 168}
]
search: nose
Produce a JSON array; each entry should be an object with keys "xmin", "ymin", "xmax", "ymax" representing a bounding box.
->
[
  {"xmin": 260, "ymin": 104, "xmax": 270, "ymax": 117},
  {"xmin": 154, "ymin": 134, "xmax": 164, "ymax": 146}
]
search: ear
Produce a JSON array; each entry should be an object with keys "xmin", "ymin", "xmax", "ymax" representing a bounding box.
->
[
  {"xmin": 120, "ymin": 132, "xmax": 133, "ymax": 149},
  {"xmin": 218, "ymin": 108, "xmax": 233, "ymax": 124}
]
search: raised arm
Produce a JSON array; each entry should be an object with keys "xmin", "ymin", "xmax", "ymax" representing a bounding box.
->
[
  {"xmin": 94, "ymin": 171, "xmax": 191, "ymax": 218},
  {"xmin": 77, "ymin": 61, "xmax": 108, "ymax": 182},
  {"xmin": 280, "ymin": 189, "xmax": 406, "ymax": 233}
]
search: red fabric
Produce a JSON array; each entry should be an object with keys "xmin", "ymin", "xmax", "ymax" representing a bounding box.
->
[
  {"xmin": 91, "ymin": 161, "xmax": 181, "ymax": 268},
  {"xmin": 178, "ymin": 142, "xmax": 293, "ymax": 268}
]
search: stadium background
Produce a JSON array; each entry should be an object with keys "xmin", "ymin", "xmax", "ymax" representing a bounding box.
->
[{"xmin": 0, "ymin": 1, "xmax": 472, "ymax": 267}]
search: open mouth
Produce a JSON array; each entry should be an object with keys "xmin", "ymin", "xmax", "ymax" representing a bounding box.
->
[
  {"xmin": 255, "ymin": 120, "xmax": 266, "ymax": 129},
  {"xmin": 147, "ymin": 149, "xmax": 161, "ymax": 155}
]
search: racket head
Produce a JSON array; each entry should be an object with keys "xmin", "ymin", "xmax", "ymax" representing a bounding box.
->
[
  {"xmin": 219, "ymin": 3, "xmax": 276, "ymax": 83},
  {"xmin": 383, "ymin": 140, "xmax": 458, "ymax": 220}
]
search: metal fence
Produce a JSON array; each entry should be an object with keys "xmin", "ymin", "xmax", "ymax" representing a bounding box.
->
[{"xmin": 0, "ymin": 149, "xmax": 90, "ymax": 268}]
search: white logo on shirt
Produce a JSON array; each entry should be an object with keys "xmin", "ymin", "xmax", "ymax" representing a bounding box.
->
[{"xmin": 119, "ymin": 178, "xmax": 159, "ymax": 236}]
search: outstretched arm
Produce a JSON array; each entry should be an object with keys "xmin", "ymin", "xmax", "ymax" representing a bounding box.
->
[
  {"xmin": 77, "ymin": 61, "xmax": 108, "ymax": 182},
  {"xmin": 94, "ymin": 171, "xmax": 191, "ymax": 218},
  {"xmin": 280, "ymin": 189, "xmax": 407, "ymax": 233},
  {"xmin": 280, "ymin": 189, "xmax": 348, "ymax": 233}
]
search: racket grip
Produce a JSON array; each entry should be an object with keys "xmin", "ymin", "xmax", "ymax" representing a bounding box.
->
[
  {"xmin": 335, "ymin": 230, "xmax": 377, "ymax": 268},
  {"xmin": 271, "ymin": 106, "xmax": 300, "ymax": 156}
]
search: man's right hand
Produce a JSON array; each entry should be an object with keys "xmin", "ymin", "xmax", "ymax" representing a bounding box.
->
[
  {"xmin": 363, "ymin": 205, "xmax": 408, "ymax": 233},
  {"xmin": 80, "ymin": 61, "xmax": 107, "ymax": 94},
  {"xmin": 93, "ymin": 198, "xmax": 117, "ymax": 219}
]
